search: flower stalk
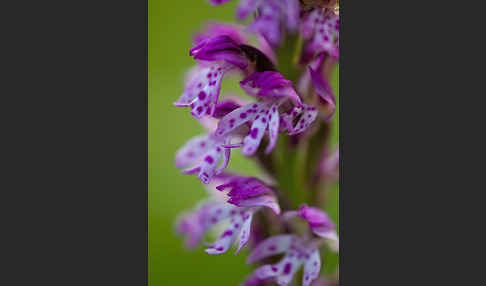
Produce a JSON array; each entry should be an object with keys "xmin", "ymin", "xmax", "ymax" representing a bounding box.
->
[{"xmin": 170, "ymin": 1, "xmax": 340, "ymax": 285}]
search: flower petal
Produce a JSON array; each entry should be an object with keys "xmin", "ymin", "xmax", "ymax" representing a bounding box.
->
[
  {"xmin": 236, "ymin": 195, "xmax": 280, "ymax": 215},
  {"xmin": 235, "ymin": 210, "xmax": 254, "ymax": 253},
  {"xmin": 288, "ymin": 104, "xmax": 318, "ymax": 135},
  {"xmin": 265, "ymin": 103, "xmax": 280, "ymax": 154},
  {"xmin": 309, "ymin": 66, "xmax": 336, "ymax": 121},
  {"xmin": 242, "ymin": 112, "xmax": 269, "ymax": 156},
  {"xmin": 303, "ymin": 249, "xmax": 321, "ymax": 286},
  {"xmin": 215, "ymin": 102, "xmax": 262, "ymax": 137},
  {"xmin": 247, "ymin": 234, "xmax": 294, "ymax": 263},
  {"xmin": 175, "ymin": 135, "xmax": 214, "ymax": 168},
  {"xmin": 205, "ymin": 209, "xmax": 247, "ymax": 254},
  {"xmin": 198, "ymin": 145, "xmax": 225, "ymax": 184},
  {"xmin": 176, "ymin": 201, "xmax": 234, "ymax": 249},
  {"xmin": 190, "ymin": 35, "xmax": 248, "ymax": 69}
]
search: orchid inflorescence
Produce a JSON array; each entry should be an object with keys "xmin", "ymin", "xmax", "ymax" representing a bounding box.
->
[{"xmin": 173, "ymin": 1, "xmax": 339, "ymax": 285}]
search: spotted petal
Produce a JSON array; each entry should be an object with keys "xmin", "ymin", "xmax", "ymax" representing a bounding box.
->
[
  {"xmin": 303, "ymin": 249, "xmax": 321, "ymax": 286},
  {"xmin": 265, "ymin": 103, "xmax": 280, "ymax": 154},
  {"xmin": 247, "ymin": 234, "xmax": 294, "ymax": 263},
  {"xmin": 242, "ymin": 112, "xmax": 269, "ymax": 156}
]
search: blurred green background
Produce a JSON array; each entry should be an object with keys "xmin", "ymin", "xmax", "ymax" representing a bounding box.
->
[{"xmin": 149, "ymin": 1, "xmax": 339, "ymax": 285}]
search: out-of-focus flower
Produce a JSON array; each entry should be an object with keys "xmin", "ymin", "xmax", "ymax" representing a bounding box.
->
[
  {"xmin": 247, "ymin": 234, "xmax": 321, "ymax": 286},
  {"xmin": 319, "ymin": 147, "xmax": 339, "ymax": 181},
  {"xmin": 284, "ymin": 204, "xmax": 339, "ymax": 251},
  {"xmin": 175, "ymin": 134, "xmax": 232, "ymax": 184},
  {"xmin": 177, "ymin": 176, "xmax": 280, "ymax": 254},
  {"xmin": 234, "ymin": 0, "xmax": 300, "ymax": 47},
  {"xmin": 301, "ymin": 8, "xmax": 339, "ymax": 60}
]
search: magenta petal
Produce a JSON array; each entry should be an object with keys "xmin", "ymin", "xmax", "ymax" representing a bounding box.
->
[{"xmin": 191, "ymin": 35, "xmax": 248, "ymax": 69}]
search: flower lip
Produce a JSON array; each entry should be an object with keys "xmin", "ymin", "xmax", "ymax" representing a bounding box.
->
[{"xmin": 190, "ymin": 35, "xmax": 248, "ymax": 70}]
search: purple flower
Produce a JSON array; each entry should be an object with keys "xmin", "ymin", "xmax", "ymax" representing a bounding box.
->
[
  {"xmin": 177, "ymin": 176, "xmax": 281, "ymax": 254},
  {"xmin": 175, "ymin": 134, "xmax": 232, "ymax": 184},
  {"xmin": 176, "ymin": 200, "xmax": 254, "ymax": 254},
  {"xmin": 216, "ymin": 176, "xmax": 281, "ymax": 215},
  {"xmin": 284, "ymin": 204, "xmax": 339, "ymax": 250},
  {"xmin": 174, "ymin": 35, "xmax": 249, "ymax": 118},
  {"xmin": 301, "ymin": 8, "xmax": 339, "ymax": 60},
  {"xmin": 247, "ymin": 235, "xmax": 321, "ymax": 286},
  {"xmin": 214, "ymin": 72, "xmax": 316, "ymax": 155},
  {"xmin": 236, "ymin": 0, "xmax": 300, "ymax": 47}
]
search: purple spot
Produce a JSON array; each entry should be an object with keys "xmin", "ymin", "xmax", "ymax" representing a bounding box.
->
[
  {"xmin": 283, "ymin": 263, "xmax": 292, "ymax": 274},
  {"xmin": 222, "ymin": 230, "xmax": 233, "ymax": 237},
  {"xmin": 200, "ymin": 142, "xmax": 206, "ymax": 147},
  {"xmin": 261, "ymin": 117, "xmax": 266, "ymax": 123},
  {"xmin": 240, "ymin": 113, "xmax": 247, "ymax": 119},
  {"xmin": 216, "ymin": 247, "xmax": 224, "ymax": 251},
  {"xmin": 204, "ymin": 156, "xmax": 214, "ymax": 164},
  {"xmin": 216, "ymin": 147, "xmax": 221, "ymax": 152},
  {"xmin": 268, "ymin": 245, "xmax": 276, "ymax": 251},
  {"xmin": 186, "ymin": 152, "xmax": 194, "ymax": 157},
  {"xmin": 230, "ymin": 210, "xmax": 236, "ymax": 216},
  {"xmin": 255, "ymin": 115, "xmax": 260, "ymax": 120},
  {"xmin": 253, "ymin": 104, "xmax": 258, "ymax": 108},
  {"xmin": 234, "ymin": 224, "xmax": 239, "ymax": 228},
  {"xmin": 271, "ymin": 266, "xmax": 278, "ymax": 272},
  {"xmin": 207, "ymin": 73, "xmax": 212, "ymax": 78},
  {"xmin": 250, "ymin": 128, "xmax": 259, "ymax": 139},
  {"xmin": 196, "ymin": 106, "xmax": 203, "ymax": 114},
  {"xmin": 198, "ymin": 91, "xmax": 206, "ymax": 100},
  {"xmin": 211, "ymin": 217, "xmax": 218, "ymax": 223}
]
